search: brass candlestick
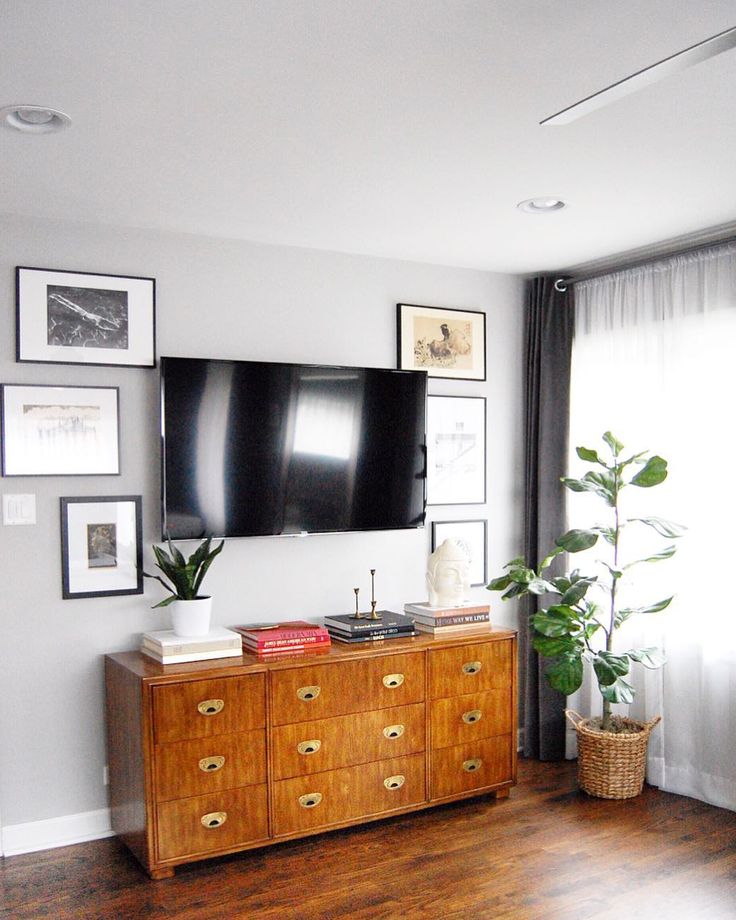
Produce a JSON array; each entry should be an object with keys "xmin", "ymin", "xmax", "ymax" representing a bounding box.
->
[
  {"xmin": 351, "ymin": 587, "xmax": 364, "ymax": 619},
  {"xmin": 368, "ymin": 568, "xmax": 382, "ymax": 619}
]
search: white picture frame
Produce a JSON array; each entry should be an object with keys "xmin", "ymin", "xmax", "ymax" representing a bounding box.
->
[
  {"xmin": 431, "ymin": 519, "xmax": 488, "ymax": 586},
  {"xmin": 427, "ymin": 395, "xmax": 486, "ymax": 505},
  {"xmin": 1, "ymin": 384, "xmax": 120, "ymax": 476},
  {"xmin": 16, "ymin": 266, "xmax": 156, "ymax": 368}
]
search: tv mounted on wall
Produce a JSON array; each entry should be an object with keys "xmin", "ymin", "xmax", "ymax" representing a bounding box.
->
[{"xmin": 160, "ymin": 356, "xmax": 427, "ymax": 539}]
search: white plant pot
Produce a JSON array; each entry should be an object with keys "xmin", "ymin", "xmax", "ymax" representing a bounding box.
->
[{"xmin": 171, "ymin": 597, "xmax": 213, "ymax": 637}]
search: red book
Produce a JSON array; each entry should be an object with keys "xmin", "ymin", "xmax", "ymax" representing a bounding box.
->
[
  {"xmin": 232, "ymin": 621, "xmax": 329, "ymax": 647},
  {"xmin": 242, "ymin": 635, "xmax": 332, "ymax": 652}
]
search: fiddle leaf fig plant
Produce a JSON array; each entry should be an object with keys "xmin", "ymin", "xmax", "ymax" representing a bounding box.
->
[
  {"xmin": 488, "ymin": 432, "xmax": 684, "ymax": 732},
  {"xmin": 144, "ymin": 535, "xmax": 224, "ymax": 608}
]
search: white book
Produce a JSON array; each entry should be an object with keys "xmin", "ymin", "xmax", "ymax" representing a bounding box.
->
[
  {"xmin": 140, "ymin": 645, "xmax": 243, "ymax": 665},
  {"xmin": 403, "ymin": 600, "xmax": 490, "ymax": 616},
  {"xmin": 141, "ymin": 627, "xmax": 242, "ymax": 655}
]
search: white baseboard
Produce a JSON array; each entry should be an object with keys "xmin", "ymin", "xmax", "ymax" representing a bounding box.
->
[{"xmin": 2, "ymin": 807, "xmax": 113, "ymax": 857}]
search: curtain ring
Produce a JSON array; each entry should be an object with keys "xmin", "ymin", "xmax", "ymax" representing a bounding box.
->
[{"xmin": 554, "ymin": 277, "xmax": 568, "ymax": 293}]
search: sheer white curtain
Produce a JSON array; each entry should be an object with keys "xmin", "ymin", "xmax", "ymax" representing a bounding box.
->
[{"xmin": 568, "ymin": 241, "xmax": 736, "ymax": 811}]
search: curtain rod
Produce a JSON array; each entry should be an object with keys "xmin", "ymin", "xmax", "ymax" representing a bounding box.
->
[{"xmin": 554, "ymin": 226, "xmax": 736, "ymax": 292}]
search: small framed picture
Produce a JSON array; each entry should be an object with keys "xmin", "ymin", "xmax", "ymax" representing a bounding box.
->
[
  {"xmin": 427, "ymin": 395, "xmax": 486, "ymax": 505},
  {"xmin": 397, "ymin": 303, "xmax": 486, "ymax": 380},
  {"xmin": 1, "ymin": 384, "xmax": 120, "ymax": 476},
  {"xmin": 432, "ymin": 519, "xmax": 488, "ymax": 586},
  {"xmin": 60, "ymin": 496, "xmax": 143, "ymax": 598},
  {"xmin": 16, "ymin": 266, "xmax": 156, "ymax": 367}
]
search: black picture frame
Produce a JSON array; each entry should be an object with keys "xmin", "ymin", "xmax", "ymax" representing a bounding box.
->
[
  {"xmin": 1, "ymin": 383, "xmax": 120, "ymax": 476},
  {"xmin": 431, "ymin": 519, "xmax": 488, "ymax": 586},
  {"xmin": 60, "ymin": 496, "xmax": 143, "ymax": 598},
  {"xmin": 397, "ymin": 302, "xmax": 486, "ymax": 381},
  {"xmin": 426, "ymin": 394, "xmax": 487, "ymax": 505},
  {"xmin": 16, "ymin": 266, "xmax": 156, "ymax": 368}
]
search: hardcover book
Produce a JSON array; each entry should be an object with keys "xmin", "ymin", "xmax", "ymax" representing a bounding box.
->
[
  {"xmin": 409, "ymin": 612, "xmax": 490, "ymax": 627},
  {"xmin": 324, "ymin": 611, "xmax": 416, "ymax": 634},
  {"xmin": 140, "ymin": 645, "xmax": 243, "ymax": 664},
  {"xmin": 141, "ymin": 627, "xmax": 242, "ymax": 656},
  {"xmin": 330, "ymin": 629, "xmax": 417, "ymax": 643},
  {"xmin": 414, "ymin": 621, "xmax": 491, "ymax": 634},
  {"xmin": 403, "ymin": 601, "xmax": 490, "ymax": 618},
  {"xmin": 232, "ymin": 621, "xmax": 328, "ymax": 646},
  {"xmin": 241, "ymin": 636, "xmax": 331, "ymax": 652}
]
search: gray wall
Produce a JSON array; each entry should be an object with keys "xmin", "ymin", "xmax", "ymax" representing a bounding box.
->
[{"xmin": 0, "ymin": 213, "xmax": 524, "ymax": 828}]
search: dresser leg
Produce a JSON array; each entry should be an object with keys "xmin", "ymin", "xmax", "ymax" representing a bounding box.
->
[
  {"xmin": 494, "ymin": 787, "xmax": 511, "ymax": 799},
  {"xmin": 149, "ymin": 866, "xmax": 176, "ymax": 880}
]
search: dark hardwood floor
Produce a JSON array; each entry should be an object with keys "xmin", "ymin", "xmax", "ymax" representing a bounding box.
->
[{"xmin": 2, "ymin": 759, "xmax": 735, "ymax": 919}]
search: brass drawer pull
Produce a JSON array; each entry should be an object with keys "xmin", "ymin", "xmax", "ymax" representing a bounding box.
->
[
  {"xmin": 382, "ymin": 673, "xmax": 405, "ymax": 689},
  {"xmin": 198, "ymin": 755, "xmax": 226, "ymax": 773},
  {"xmin": 297, "ymin": 685, "xmax": 321, "ymax": 702},
  {"xmin": 383, "ymin": 724, "xmax": 405, "ymax": 739},
  {"xmin": 384, "ymin": 774, "xmax": 406, "ymax": 790},
  {"xmin": 298, "ymin": 792, "xmax": 323, "ymax": 809},
  {"xmin": 462, "ymin": 661, "xmax": 482, "ymax": 675},
  {"xmin": 463, "ymin": 758, "xmax": 483, "ymax": 773},
  {"xmin": 297, "ymin": 739, "xmax": 322, "ymax": 755},
  {"xmin": 201, "ymin": 811, "xmax": 227, "ymax": 829},
  {"xmin": 197, "ymin": 699, "xmax": 225, "ymax": 716},
  {"xmin": 462, "ymin": 709, "xmax": 483, "ymax": 725}
]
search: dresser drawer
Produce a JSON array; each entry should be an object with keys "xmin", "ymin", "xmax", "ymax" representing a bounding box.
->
[
  {"xmin": 430, "ymin": 690, "xmax": 512, "ymax": 749},
  {"xmin": 272, "ymin": 753, "xmax": 426, "ymax": 836},
  {"xmin": 428, "ymin": 639, "xmax": 512, "ymax": 699},
  {"xmin": 152, "ymin": 674, "xmax": 265, "ymax": 743},
  {"xmin": 154, "ymin": 729, "xmax": 266, "ymax": 801},
  {"xmin": 430, "ymin": 735, "xmax": 512, "ymax": 800},
  {"xmin": 156, "ymin": 784, "xmax": 268, "ymax": 862},
  {"xmin": 272, "ymin": 703, "xmax": 425, "ymax": 780},
  {"xmin": 270, "ymin": 652, "xmax": 425, "ymax": 725}
]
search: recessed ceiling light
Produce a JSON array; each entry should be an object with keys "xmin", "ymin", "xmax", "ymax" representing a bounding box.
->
[
  {"xmin": 517, "ymin": 197, "xmax": 568, "ymax": 214},
  {"xmin": 0, "ymin": 104, "xmax": 71, "ymax": 133}
]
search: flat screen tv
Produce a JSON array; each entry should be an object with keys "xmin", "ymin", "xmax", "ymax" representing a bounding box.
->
[{"xmin": 160, "ymin": 356, "xmax": 427, "ymax": 539}]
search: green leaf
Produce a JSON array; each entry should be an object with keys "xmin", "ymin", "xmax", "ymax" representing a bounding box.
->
[
  {"xmin": 623, "ymin": 546, "xmax": 677, "ymax": 569},
  {"xmin": 539, "ymin": 547, "xmax": 564, "ymax": 571},
  {"xmin": 545, "ymin": 654, "xmax": 584, "ymax": 695},
  {"xmin": 508, "ymin": 566, "xmax": 536, "ymax": 584},
  {"xmin": 600, "ymin": 676, "xmax": 635, "ymax": 704},
  {"xmin": 627, "ymin": 646, "xmax": 666, "ymax": 669},
  {"xmin": 533, "ymin": 635, "xmax": 582, "ymax": 657},
  {"xmin": 556, "ymin": 529, "xmax": 599, "ymax": 553},
  {"xmin": 526, "ymin": 577, "xmax": 557, "ymax": 595},
  {"xmin": 532, "ymin": 606, "xmax": 578, "ymax": 638},
  {"xmin": 602, "ymin": 432, "xmax": 624, "ymax": 456},
  {"xmin": 561, "ymin": 477, "xmax": 603, "ymax": 495},
  {"xmin": 192, "ymin": 539, "xmax": 225, "ymax": 596},
  {"xmin": 576, "ymin": 446, "xmax": 603, "ymax": 464},
  {"xmin": 639, "ymin": 596, "xmax": 674, "ymax": 614},
  {"xmin": 487, "ymin": 575, "xmax": 511, "ymax": 592},
  {"xmin": 630, "ymin": 455, "xmax": 668, "ymax": 487},
  {"xmin": 152, "ymin": 595, "xmax": 178, "ymax": 608},
  {"xmin": 560, "ymin": 578, "xmax": 595, "ymax": 606},
  {"xmin": 165, "ymin": 535, "xmax": 187, "ymax": 569},
  {"xmin": 629, "ymin": 516, "xmax": 686, "ymax": 538},
  {"xmin": 593, "ymin": 651, "xmax": 630, "ymax": 687}
]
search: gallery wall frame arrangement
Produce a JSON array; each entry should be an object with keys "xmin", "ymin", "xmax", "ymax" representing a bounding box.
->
[
  {"xmin": 426, "ymin": 394, "xmax": 486, "ymax": 506},
  {"xmin": 16, "ymin": 266, "xmax": 156, "ymax": 368},
  {"xmin": 1, "ymin": 383, "xmax": 120, "ymax": 476},
  {"xmin": 397, "ymin": 302, "xmax": 486, "ymax": 381},
  {"xmin": 60, "ymin": 495, "xmax": 143, "ymax": 599},
  {"xmin": 431, "ymin": 519, "xmax": 488, "ymax": 586}
]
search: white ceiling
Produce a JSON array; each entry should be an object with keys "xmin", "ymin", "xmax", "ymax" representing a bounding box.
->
[{"xmin": 2, "ymin": 1, "xmax": 735, "ymax": 274}]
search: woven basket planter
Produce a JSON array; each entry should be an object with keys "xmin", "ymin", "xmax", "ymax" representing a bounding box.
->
[{"xmin": 566, "ymin": 710, "xmax": 661, "ymax": 799}]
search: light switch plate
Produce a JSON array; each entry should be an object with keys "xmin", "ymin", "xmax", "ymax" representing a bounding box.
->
[{"xmin": 2, "ymin": 493, "xmax": 37, "ymax": 525}]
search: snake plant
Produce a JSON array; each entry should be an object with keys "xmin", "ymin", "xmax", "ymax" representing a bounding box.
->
[{"xmin": 144, "ymin": 535, "xmax": 224, "ymax": 608}]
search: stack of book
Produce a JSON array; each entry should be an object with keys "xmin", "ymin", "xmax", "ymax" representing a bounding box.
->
[
  {"xmin": 403, "ymin": 601, "xmax": 491, "ymax": 636},
  {"xmin": 233, "ymin": 621, "xmax": 331, "ymax": 658},
  {"xmin": 140, "ymin": 627, "xmax": 243, "ymax": 664},
  {"xmin": 324, "ymin": 611, "xmax": 416, "ymax": 644}
]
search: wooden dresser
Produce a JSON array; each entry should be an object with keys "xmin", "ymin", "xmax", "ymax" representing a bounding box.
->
[{"xmin": 105, "ymin": 629, "xmax": 517, "ymax": 878}]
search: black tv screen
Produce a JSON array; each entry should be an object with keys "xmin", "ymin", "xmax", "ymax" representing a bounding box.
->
[{"xmin": 160, "ymin": 357, "xmax": 427, "ymax": 539}]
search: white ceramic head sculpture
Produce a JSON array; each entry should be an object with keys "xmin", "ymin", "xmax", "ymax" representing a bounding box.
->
[{"xmin": 426, "ymin": 538, "xmax": 471, "ymax": 607}]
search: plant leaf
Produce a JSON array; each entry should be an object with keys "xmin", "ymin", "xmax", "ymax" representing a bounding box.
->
[
  {"xmin": 527, "ymin": 577, "xmax": 557, "ymax": 595},
  {"xmin": 627, "ymin": 646, "xmax": 667, "ymax": 669},
  {"xmin": 560, "ymin": 578, "xmax": 596, "ymax": 606},
  {"xmin": 539, "ymin": 547, "xmax": 564, "ymax": 571},
  {"xmin": 629, "ymin": 516, "xmax": 686, "ymax": 538},
  {"xmin": 192, "ymin": 538, "xmax": 225, "ymax": 595},
  {"xmin": 576, "ymin": 446, "xmax": 603, "ymax": 464},
  {"xmin": 630, "ymin": 455, "xmax": 668, "ymax": 487},
  {"xmin": 602, "ymin": 432, "xmax": 624, "ymax": 456},
  {"xmin": 487, "ymin": 575, "xmax": 511, "ymax": 592},
  {"xmin": 593, "ymin": 651, "xmax": 630, "ymax": 687},
  {"xmin": 545, "ymin": 654, "xmax": 584, "ymax": 695},
  {"xmin": 532, "ymin": 605, "xmax": 578, "ymax": 638},
  {"xmin": 556, "ymin": 529, "xmax": 599, "ymax": 553},
  {"xmin": 623, "ymin": 545, "xmax": 677, "ymax": 569},
  {"xmin": 532, "ymin": 635, "xmax": 582, "ymax": 657},
  {"xmin": 600, "ymin": 676, "xmax": 635, "ymax": 704}
]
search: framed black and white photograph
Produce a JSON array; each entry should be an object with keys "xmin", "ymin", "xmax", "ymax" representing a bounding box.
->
[
  {"xmin": 427, "ymin": 395, "xmax": 486, "ymax": 505},
  {"xmin": 60, "ymin": 496, "xmax": 143, "ymax": 598},
  {"xmin": 16, "ymin": 266, "xmax": 156, "ymax": 367},
  {"xmin": 431, "ymin": 519, "xmax": 488, "ymax": 586},
  {"xmin": 397, "ymin": 303, "xmax": 486, "ymax": 381},
  {"xmin": 1, "ymin": 384, "xmax": 120, "ymax": 476}
]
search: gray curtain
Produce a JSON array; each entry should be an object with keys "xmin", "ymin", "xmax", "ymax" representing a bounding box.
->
[{"xmin": 521, "ymin": 276, "xmax": 574, "ymax": 760}]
